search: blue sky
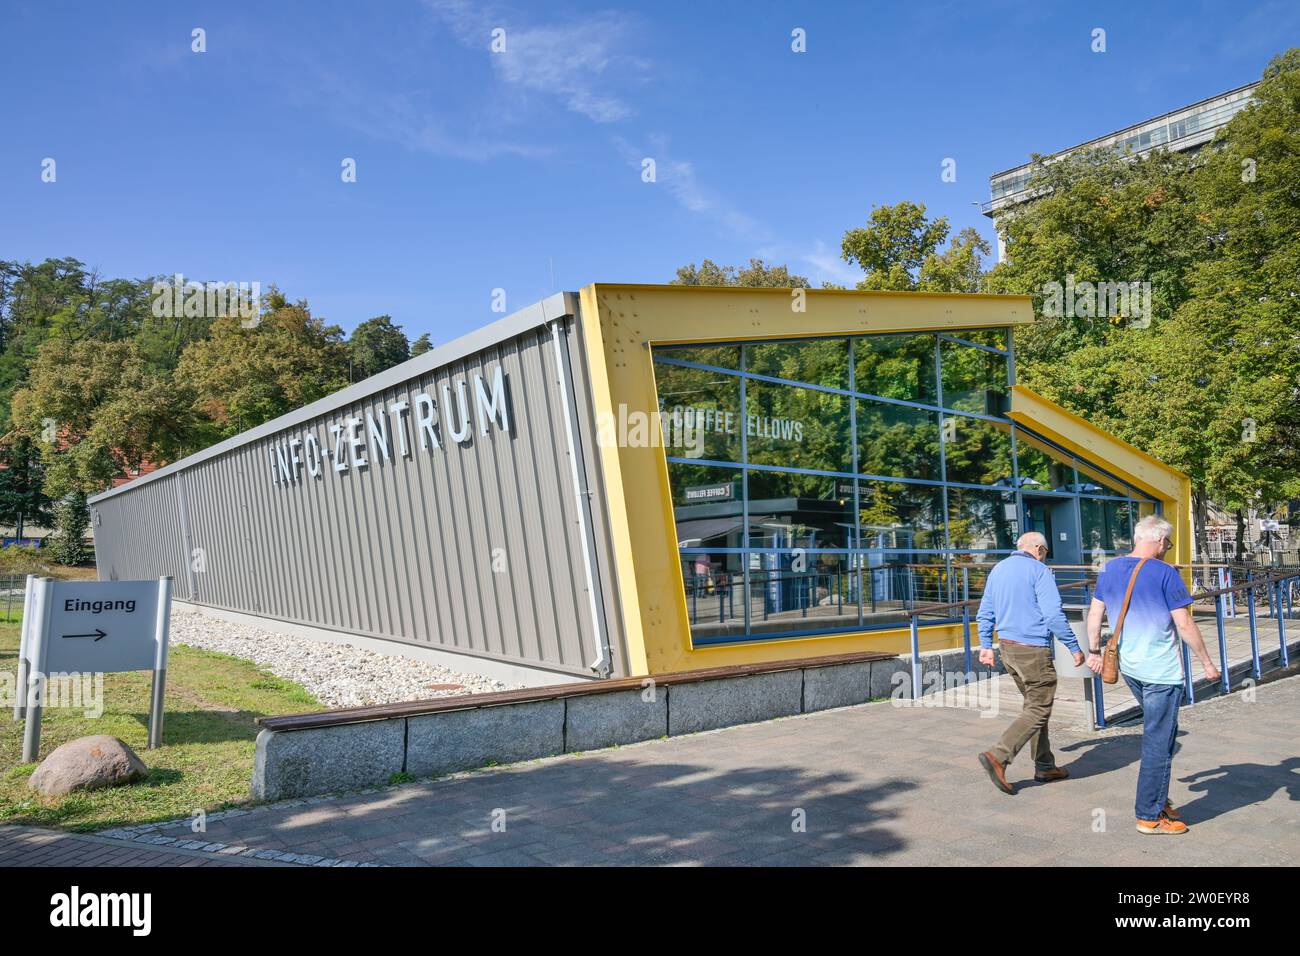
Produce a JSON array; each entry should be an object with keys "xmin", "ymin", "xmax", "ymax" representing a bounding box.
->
[{"xmin": 1, "ymin": 1, "xmax": 1293, "ymax": 345}]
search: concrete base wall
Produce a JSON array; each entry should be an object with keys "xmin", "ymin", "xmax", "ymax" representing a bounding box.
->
[
  {"xmin": 253, "ymin": 720, "xmax": 406, "ymax": 803},
  {"xmin": 668, "ymin": 671, "xmax": 803, "ymax": 735},
  {"xmin": 406, "ymin": 700, "xmax": 566, "ymax": 778},
  {"xmin": 174, "ymin": 600, "xmax": 594, "ymax": 689},
  {"xmin": 565, "ymin": 688, "xmax": 668, "ymax": 751},
  {"xmin": 251, "ymin": 644, "xmax": 1007, "ymax": 800}
]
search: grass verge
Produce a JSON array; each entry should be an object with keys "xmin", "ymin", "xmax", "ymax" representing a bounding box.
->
[{"xmin": 0, "ymin": 616, "xmax": 323, "ymax": 831}]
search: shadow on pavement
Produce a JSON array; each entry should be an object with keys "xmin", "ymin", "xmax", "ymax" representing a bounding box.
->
[
  {"xmin": 159, "ymin": 757, "xmax": 925, "ymax": 866},
  {"xmin": 1175, "ymin": 755, "xmax": 1300, "ymax": 825}
]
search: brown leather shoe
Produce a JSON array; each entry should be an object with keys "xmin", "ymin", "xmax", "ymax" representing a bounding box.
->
[
  {"xmin": 1034, "ymin": 766, "xmax": 1069, "ymax": 782},
  {"xmin": 1162, "ymin": 800, "xmax": 1182, "ymax": 821},
  {"xmin": 1137, "ymin": 816, "xmax": 1188, "ymax": 835},
  {"xmin": 978, "ymin": 751, "xmax": 1016, "ymax": 794}
]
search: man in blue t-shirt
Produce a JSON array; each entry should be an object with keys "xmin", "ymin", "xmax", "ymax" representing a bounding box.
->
[{"xmin": 1086, "ymin": 514, "xmax": 1219, "ymax": 835}]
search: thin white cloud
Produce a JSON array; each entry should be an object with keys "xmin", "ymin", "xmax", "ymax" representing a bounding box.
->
[
  {"xmin": 613, "ymin": 135, "xmax": 768, "ymax": 242},
  {"xmin": 425, "ymin": 0, "xmax": 647, "ymax": 123},
  {"xmin": 797, "ymin": 239, "xmax": 866, "ymax": 287},
  {"xmin": 297, "ymin": 63, "xmax": 551, "ymax": 161}
]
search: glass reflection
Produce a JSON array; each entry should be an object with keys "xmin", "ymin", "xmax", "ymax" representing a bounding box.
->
[
  {"xmin": 854, "ymin": 334, "xmax": 938, "ymax": 404},
  {"xmin": 655, "ymin": 362, "xmax": 741, "ymax": 462},
  {"xmin": 746, "ymin": 379, "xmax": 850, "ymax": 473},
  {"xmin": 858, "ymin": 399, "xmax": 941, "ymax": 480},
  {"xmin": 943, "ymin": 415, "xmax": 1015, "ymax": 487},
  {"xmin": 653, "ymin": 329, "xmax": 1159, "ymax": 644},
  {"xmin": 941, "ymin": 338, "xmax": 1009, "ymax": 415},
  {"xmin": 745, "ymin": 338, "xmax": 849, "ymax": 390}
]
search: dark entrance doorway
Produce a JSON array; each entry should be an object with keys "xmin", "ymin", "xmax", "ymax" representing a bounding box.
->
[{"xmin": 1022, "ymin": 494, "xmax": 1081, "ymax": 568}]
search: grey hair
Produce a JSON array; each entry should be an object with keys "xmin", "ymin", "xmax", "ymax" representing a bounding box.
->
[
  {"xmin": 1134, "ymin": 514, "xmax": 1174, "ymax": 543},
  {"xmin": 1017, "ymin": 531, "xmax": 1048, "ymax": 552}
]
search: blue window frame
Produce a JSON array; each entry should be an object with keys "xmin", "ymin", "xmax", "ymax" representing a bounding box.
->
[{"xmin": 654, "ymin": 329, "xmax": 1159, "ymax": 645}]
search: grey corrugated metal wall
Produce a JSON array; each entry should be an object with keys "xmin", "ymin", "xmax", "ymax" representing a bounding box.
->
[{"xmin": 92, "ymin": 310, "xmax": 626, "ymax": 680}]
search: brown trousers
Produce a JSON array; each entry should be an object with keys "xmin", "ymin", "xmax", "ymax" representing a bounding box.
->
[{"xmin": 989, "ymin": 642, "xmax": 1058, "ymax": 771}]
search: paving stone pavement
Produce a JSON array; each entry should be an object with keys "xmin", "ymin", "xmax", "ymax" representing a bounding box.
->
[
  {"xmin": 7, "ymin": 674, "xmax": 1298, "ymax": 867},
  {"xmin": 0, "ymin": 826, "xmax": 293, "ymax": 867}
]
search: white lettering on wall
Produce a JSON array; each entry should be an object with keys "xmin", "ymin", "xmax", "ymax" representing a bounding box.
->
[{"xmin": 270, "ymin": 366, "xmax": 512, "ymax": 488}]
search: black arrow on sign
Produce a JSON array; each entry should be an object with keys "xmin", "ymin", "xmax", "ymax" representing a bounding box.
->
[{"xmin": 62, "ymin": 629, "xmax": 107, "ymax": 641}]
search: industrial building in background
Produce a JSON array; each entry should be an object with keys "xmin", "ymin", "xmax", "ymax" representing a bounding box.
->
[
  {"xmin": 90, "ymin": 285, "xmax": 1190, "ymax": 686},
  {"xmin": 983, "ymin": 81, "xmax": 1259, "ymax": 260}
]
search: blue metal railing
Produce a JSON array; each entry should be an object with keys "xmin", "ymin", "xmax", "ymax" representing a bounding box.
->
[
  {"xmin": 1092, "ymin": 568, "xmax": 1299, "ymax": 727},
  {"xmin": 893, "ymin": 565, "xmax": 1299, "ymax": 726}
]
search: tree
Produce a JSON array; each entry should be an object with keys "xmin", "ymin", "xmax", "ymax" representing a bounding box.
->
[
  {"xmin": 840, "ymin": 201, "xmax": 951, "ymax": 290},
  {"xmin": 175, "ymin": 291, "xmax": 349, "ymax": 440},
  {"xmin": 983, "ymin": 147, "xmax": 1201, "ymax": 364},
  {"xmin": 9, "ymin": 338, "xmax": 199, "ymax": 496},
  {"xmin": 671, "ymin": 258, "xmax": 811, "ymax": 288},
  {"xmin": 48, "ymin": 490, "xmax": 90, "ymax": 565},
  {"xmin": 980, "ymin": 48, "xmax": 1300, "ymax": 559},
  {"xmin": 917, "ymin": 227, "xmax": 992, "ymax": 293},
  {"xmin": 0, "ymin": 438, "xmax": 52, "ymax": 536},
  {"xmin": 135, "ymin": 279, "xmax": 214, "ymax": 375},
  {"xmin": 410, "ymin": 332, "xmax": 433, "ymax": 357},
  {"xmin": 348, "ymin": 315, "xmax": 410, "ymax": 381},
  {"xmin": 0, "ymin": 258, "xmax": 94, "ymax": 426}
]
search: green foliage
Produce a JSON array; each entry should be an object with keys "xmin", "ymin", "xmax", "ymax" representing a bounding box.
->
[
  {"xmin": 175, "ymin": 292, "xmax": 349, "ymax": 440},
  {"xmin": 348, "ymin": 314, "xmax": 411, "ymax": 381},
  {"xmin": 984, "ymin": 147, "xmax": 1201, "ymax": 359},
  {"xmin": 672, "ymin": 258, "xmax": 811, "ymax": 288},
  {"xmin": 918, "ymin": 228, "xmax": 992, "ymax": 294},
  {"xmin": 0, "ymin": 438, "xmax": 51, "ymax": 533},
  {"xmin": 10, "ymin": 337, "xmax": 199, "ymax": 496},
  {"xmin": 0, "ymin": 545, "xmax": 50, "ymax": 576},
  {"xmin": 48, "ymin": 491, "xmax": 89, "ymax": 565},
  {"xmin": 841, "ymin": 201, "xmax": 952, "ymax": 290},
  {"xmin": 410, "ymin": 332, "xmax": 433, "ymax": 357}
]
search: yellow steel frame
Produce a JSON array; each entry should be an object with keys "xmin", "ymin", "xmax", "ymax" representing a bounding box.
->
[{"xmin": 578, "ymin": 283, "xmax": 1190, "ymax": 676}]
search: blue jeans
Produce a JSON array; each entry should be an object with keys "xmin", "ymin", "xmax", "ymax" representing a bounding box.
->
[{"xmin": 1123, "ymin": 675, "xmax": 1183, "ymax": 821}]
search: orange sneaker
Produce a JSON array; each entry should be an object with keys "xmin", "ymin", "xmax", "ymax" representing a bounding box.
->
[
  {"xmin": 1137, "ymin": 816, "xmax": 1188, "ymax": 835},
  {"xmin": 1161, "ymin": 801, "xmax": 1182, "ymax": 821}
]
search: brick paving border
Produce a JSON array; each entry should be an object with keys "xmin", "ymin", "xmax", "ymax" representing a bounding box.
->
[{"xmin": 0, "ymin": 825, "xmax": 293, "ymax": 867}]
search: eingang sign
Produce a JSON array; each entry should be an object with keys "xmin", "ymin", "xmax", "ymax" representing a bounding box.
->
[
  {"xmin": 268, "ymin": 365, "xmax": 510, "ymax": 487},
  {"xmin": 20, "ymin": 577, "xmax": 174, "ymax": 761}
]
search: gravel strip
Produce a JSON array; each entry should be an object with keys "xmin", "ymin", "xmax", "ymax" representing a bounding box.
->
[{"xmin": 169, "ymin": 610, "xmax": 518, "ymax": 707}]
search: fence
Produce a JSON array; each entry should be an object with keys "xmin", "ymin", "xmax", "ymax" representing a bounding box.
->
[
  {"xmin": 683, "ymin": 560, "xmax": 997, "ymax": 633},
  {"xmin": 902, "ymin": 563, "xmax": 1300, "ymax": 729},
  {"xmin": 1, "ymin": 573, "xmax": 27, "ymax": 624}
]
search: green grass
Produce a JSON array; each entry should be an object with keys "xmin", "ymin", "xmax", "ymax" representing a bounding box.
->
[{"xmin": 0, "ymin": 616, "xmax": 324, "ymax": 831}]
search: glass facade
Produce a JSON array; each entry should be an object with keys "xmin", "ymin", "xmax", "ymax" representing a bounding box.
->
[{"xmin": 654, "ymin": 330, "xmax": 1161, "ymax": 645}]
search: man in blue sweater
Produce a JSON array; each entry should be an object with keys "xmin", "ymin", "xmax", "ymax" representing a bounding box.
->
[{"xmin": 976, "ymin": 531, "xmax": 1085, "ymax": 795}]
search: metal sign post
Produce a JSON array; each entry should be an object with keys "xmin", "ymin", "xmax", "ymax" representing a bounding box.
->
[
  {"xmin": 149, "ymin": 577, "xmax": 172, "ymax": 749},
  {"xmin": 21, "ymin": 576, "xmax": 173, "ymax": 764},
  {"xmin": 21, "ymin": 578, "xmax": 55, "ymax": 764}
]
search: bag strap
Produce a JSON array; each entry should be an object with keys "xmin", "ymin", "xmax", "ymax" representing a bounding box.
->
[{"xmin": 1110, "ymin": 557, "xmax": 1150, "ymax": 650}]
